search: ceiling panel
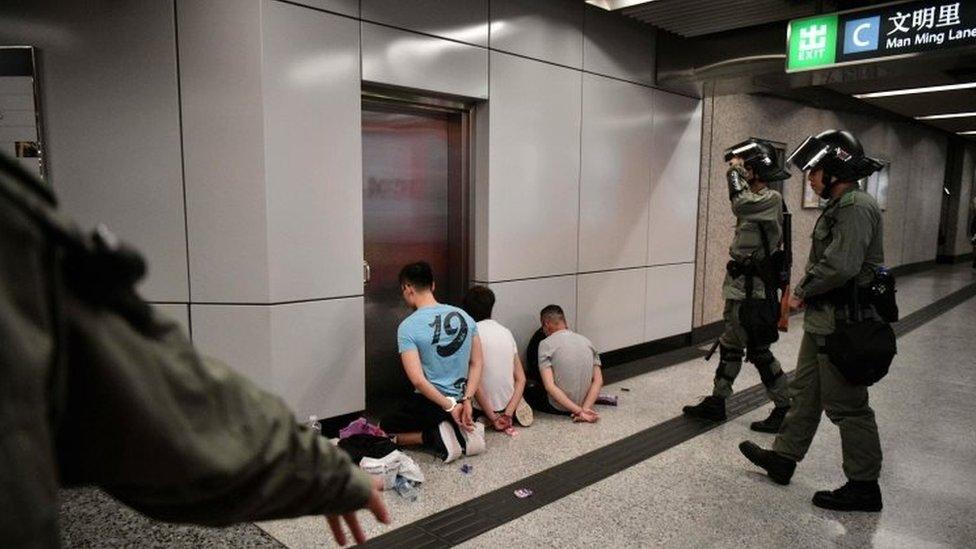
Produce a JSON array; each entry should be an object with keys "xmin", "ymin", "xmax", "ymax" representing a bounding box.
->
[{"xmin": 620, "ymin": 0, "xmax": 819, "ymax": 37}]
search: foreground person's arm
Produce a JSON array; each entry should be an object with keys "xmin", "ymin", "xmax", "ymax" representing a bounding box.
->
[{"xmin": 57, "ymin": 297, "xmax": 389, "ymax": 537}]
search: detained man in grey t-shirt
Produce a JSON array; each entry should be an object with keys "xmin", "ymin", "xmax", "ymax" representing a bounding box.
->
[{"xmin": 524, "ymin": 305, "xmax": 603, "ymax": 423}]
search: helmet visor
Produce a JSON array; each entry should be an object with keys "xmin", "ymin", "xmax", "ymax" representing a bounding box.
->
[
  {"xmin": 723, "ymin": 140, "xmax": 763, "ymax": 163},
  {"xmin": 787, "ymin": 136, "xmax": 831, "ymax": 172}
]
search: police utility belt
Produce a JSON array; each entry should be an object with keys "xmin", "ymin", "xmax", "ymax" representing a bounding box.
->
[
  {"xmin": 814, "ymin": 270, "xmax": 899, "ymax": 388},
  {"xmin": 726, "ymin": 260, "xmax": 761, "ymax": 279}
]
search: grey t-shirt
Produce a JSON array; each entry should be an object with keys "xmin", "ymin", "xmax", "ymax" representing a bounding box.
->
[{"xmin": 538, "ymin": 330, "xmax": 601, "ymax": 411}]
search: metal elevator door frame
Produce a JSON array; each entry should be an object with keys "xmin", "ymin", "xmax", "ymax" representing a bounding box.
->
[{"xmin": 361, "ymin": 88, "xmax": 474, "ymax": 405}]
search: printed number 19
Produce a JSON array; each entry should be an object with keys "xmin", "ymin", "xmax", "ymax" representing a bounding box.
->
[{"xmin": 429, "ymin": 315, "xmax": 442, "ymax": 344}]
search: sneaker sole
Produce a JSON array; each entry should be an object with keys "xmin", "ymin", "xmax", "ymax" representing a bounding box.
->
[
  {"xmin": 438, "ymin": 421, "xmax": 463, "ymax": 464},
  {"xmin": 514, "ymin": 399, "xmax": 534, "ymax": 427},
  {"xmin": 461, "ymin": 422, "xmax": 486, "ymax": 457}
]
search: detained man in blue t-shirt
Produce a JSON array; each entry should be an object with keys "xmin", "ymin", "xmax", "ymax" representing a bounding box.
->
[{"xmin": 380, "ymin": 262, "xmax": 486, "ymax": 463}]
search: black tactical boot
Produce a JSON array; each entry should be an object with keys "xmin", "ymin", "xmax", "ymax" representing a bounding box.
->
[
  {"xmin": 682, "ymin": 396, "xmax": 726, "ymax": 421},
  {"xmin": 738, "ymin": 440, "xmax": 796, "ymax": 485},
  {"xmin": 750, "ymin": 406, "xmax": 789, "ymax": 433},
  {"xmin": 812, "ymin": 480, "xmax": 883, "ymax": 512}
]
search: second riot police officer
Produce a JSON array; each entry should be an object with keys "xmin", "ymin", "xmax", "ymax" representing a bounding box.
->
[
  {"xmin": 683, "ymin": 138, "xmax": 792, "ymax": 433},
  {"xmin": 739, "ymin": 130, "xmax": 887, "ymax": 512}
]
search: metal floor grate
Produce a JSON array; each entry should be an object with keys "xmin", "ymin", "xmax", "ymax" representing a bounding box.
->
[{"xmin": 360, "ymin": 282, "xmax": 976, "ymax": 548}]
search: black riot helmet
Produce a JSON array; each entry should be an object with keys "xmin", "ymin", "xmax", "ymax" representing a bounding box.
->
[
  {"xmin": 723, "ymin": 138, "xmax": 791, "ymax": 182},
  {"xmin": 787, "ymin": 129, "xmax": 883, "ymax": 183}
]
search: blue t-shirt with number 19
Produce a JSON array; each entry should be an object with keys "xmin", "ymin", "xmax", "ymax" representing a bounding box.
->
[{"xmin": 397, "ymin": 304, "xmax": 478, "ymax": 398}]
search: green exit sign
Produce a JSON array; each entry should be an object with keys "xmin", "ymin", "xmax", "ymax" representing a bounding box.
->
[
  {"xmin": 787, "ymin": 1, "xmax": 976, "ymax": 73},
  {"xmin": 788, "ymin": 14, "xmax": 839, "ymax": 71}
]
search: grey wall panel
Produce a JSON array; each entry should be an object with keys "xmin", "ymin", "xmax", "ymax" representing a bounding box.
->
[
  {"xmin": 490, "ymin": 0, "xmax": 583, "ymax": 68},
  {"xmin": 178, "ymin": 0, "xmax": 271, "ymax": 302},
  {"xmin": 192, "ymin": 304, "xmax": 274, "ymax": 390},
  {"xmin": 487, "ymin": 52, "xmax": 581, "ymax": 281},
  {"xmin": 645, "ymin": 263, "xmax": 694, "ymax": 341},
  {"xmin": 579, "ymin": 74, "xmax": 652, "ymax": 272},
  {"xmin": 361, "ymin": 0, "xmax": 488, "ymax": 46},
  {"xmin": 192, "ymin": 299, "xmax": 365, "ymax": 419},
  {"xmin": 583, "ymin": 4, "xmax": 655, "ymax": 86},
  {"xmin": 952, "ymin": 146, "xmax": 975, "ymax": 255},
  {"xmin": 473, "ymin": 101, "xmax": 491, "ymax": 281},
  {"xmin": 486, "ymin": 275, "xmax": 577, "ymax": 362},
  {"xmin": 263, "ymin": 1, "xmax": 364, "ymax": 301},
  {"xmin": 362, "ymin": 22, "xmax": 489, "ymax": 99},
  {"xmin": 903, "ymin": 135, "xmax": 946, "ymax": 264},
  {"xmin": 280, "ymin": 0, "xmax": 359, "ymax": 17},
  {"xmin": 0, "ymin": 0, "xmax": 188, "ymax": 302},
  {"xmin": 154, "ymin": 303, "xmax": 190, "ymax": 337},
  {"xmin": 649, "ymin": 91, "xmax": 702, "ymax": 266},
  {"xmin": 577, "ymin": 269, "xmax": 646, "ymax": 352},
  {"xmin": 270, "ymin": 298, "xmax": 365, "ymax": 419}
]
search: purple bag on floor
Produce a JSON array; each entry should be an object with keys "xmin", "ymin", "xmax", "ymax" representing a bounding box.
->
[{"xmin": 339, "ymin": 417, "xmax": 387, "ymax": 439}]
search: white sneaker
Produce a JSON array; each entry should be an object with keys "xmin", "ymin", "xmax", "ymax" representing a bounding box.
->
[
  {"xmin": 460, "ymin": 421, "xmax": 486, "ymax": 457},
  {"xmin": 437, "ymin": 421, "xmax": 463, "ymax": 463},
  {"xmin": 514, "ymin": 399, "xmax": 534, "ymax": 427}
]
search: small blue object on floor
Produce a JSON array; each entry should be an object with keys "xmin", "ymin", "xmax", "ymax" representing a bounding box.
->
[
  {"xmin": 460, "ymin": 464, "xmax": 474, "ymax": 474},
  {"xmin": 394, "ymin": 477, "xmax": 419, "ymax": 502}
]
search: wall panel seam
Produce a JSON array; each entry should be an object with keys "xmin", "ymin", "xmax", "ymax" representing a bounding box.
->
[
  {"xmin": 168, "ymin": 294, "xmax": 364, "ymax": 307},
  {"xmin": 172, "ymin": 0, "xmax": 193, "ymax": 337}
]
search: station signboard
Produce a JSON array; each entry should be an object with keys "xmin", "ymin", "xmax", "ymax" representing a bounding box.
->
[{"xmin": 787, "ymin": 0, "xmax": 976, "ymax": 72}]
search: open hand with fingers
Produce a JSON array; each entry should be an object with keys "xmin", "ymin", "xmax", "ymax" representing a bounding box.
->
[{"xmin": 326, "ymin": 476, "xmax": 391, "ymax": 546}]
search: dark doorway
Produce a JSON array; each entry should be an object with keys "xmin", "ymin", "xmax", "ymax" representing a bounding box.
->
[{"xmin": 362, "ymin": 96, "xmax": 470, "ymax": 406}]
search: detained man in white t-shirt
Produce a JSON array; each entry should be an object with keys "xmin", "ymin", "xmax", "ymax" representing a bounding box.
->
[{"xmin": 462, "ymin": 286, "xmax": 533, "ymax": 431}]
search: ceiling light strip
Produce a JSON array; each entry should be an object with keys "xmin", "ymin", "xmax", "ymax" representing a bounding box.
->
[
  {"xmin": 854, "ymin": 82, "xmax": 976, "ymax": 99},
  {"xmin": 915, "ymin": 112, "xmax": 976, "ymax": 120}
]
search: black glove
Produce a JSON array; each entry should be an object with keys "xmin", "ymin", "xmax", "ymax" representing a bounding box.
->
[{"xmin": 727, "ymin": 165, "xmax": 748, "ymax": 199}]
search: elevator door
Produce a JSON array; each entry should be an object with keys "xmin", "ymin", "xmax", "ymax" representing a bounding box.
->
[{"xmin": 362, "ymin": 103, "xmax": 468, "ymax": 404}]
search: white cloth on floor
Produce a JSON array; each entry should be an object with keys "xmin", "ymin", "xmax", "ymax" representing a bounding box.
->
[{"xmin": 359, "ymin": 450, "xmax": 425, "ymax": 490}]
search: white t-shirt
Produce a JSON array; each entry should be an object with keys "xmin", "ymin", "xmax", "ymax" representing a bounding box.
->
[{"xmin": 472, "ymin": 319, "xmax": 518, "ymax": 412}]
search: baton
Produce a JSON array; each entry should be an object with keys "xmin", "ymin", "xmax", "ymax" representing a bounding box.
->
[{"xmin": 704, "ymin": 339, "xmax": 721, "ymax": 361}]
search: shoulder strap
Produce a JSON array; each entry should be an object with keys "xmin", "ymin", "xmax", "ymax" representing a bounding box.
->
[{"xmin": 757, "ymin": 220, "xmax": 772, "ymax": 259}]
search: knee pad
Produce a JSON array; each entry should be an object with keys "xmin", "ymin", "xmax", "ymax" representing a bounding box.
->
[
  {"xmin": 715, "ymin": 345, "xmax": 743, "ymax": 382},
  {"xmin": 719, "ymin": 344, "xmax": 744, "ymax": 364},
  {"xmin": 748, "ymin": 347, "xmax": 783, "ymax": 387}
]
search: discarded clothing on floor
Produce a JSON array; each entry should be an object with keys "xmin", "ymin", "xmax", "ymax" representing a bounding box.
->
[
  {"xmin": 359, "ymin": 450, "xmax": 425, "ymax": 490},
  {"xmin": 337, "ymin": 434, "xmax": 397, "ymax": 463},
  {"xmin": 339, "ymin": 417, "xmax": 386, "ymax": 439}
]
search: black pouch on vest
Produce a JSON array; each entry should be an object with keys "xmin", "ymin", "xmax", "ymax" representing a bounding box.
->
[
  {"xmin": 824, "ymin": 283, "xmax": 896, "ymax": 386},
  {"xmin": 867, "ymin": 267, "xmax": 899, "ymax": 322},
  {"xmin": 738, "ymin": 267, "xmax": 780, "ymax": 346}
]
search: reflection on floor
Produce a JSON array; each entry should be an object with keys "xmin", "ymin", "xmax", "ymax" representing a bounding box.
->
[{"xmin": 59, "ymin": 265, "xmax": 976, "ymax": 548}]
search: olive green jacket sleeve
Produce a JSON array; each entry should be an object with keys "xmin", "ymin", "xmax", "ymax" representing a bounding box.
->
[
  {"xmin": 794, "ymin": 200, "xmax": 878, "ymax": 299},
  {"xmin": 56, "ymin": 296, "xmax": 373, "ymax": 525}
]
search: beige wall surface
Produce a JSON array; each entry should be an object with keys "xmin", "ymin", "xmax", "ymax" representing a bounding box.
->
[
  {"xmin": 692, "ymin": 93, "xmax": 950, "ymax": 328},
  {"xmin": 947, "ymin": 145, "xmax": 976, "ymax": 257}
]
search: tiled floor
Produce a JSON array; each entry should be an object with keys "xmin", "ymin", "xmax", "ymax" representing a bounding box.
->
[
  {"xmin": 253, "ymin": 264, "xmax": 976, "ymax": 548},
  {"xmin": 56, "ymin": 265, "xmax": 975, "ymax": 547},
  {"xmin": 459, "ymin": 272, "xmax": 976, "ymax": 549}
]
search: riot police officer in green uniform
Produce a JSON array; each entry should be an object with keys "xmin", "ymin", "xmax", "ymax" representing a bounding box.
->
[
  {"xmin": 0, "ymin": 153, "xmax": 390, "ymax": 546},
  {"xmin": 683, "ymin": 139, "xmax": 791, "ymax": 433},
  {"xmin": 739, "ymin": 130, "xmax": 886, "ymax": 512}
]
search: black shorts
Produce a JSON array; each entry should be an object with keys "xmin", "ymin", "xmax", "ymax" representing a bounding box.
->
[
  {"xmin": 380, "ymin": 393, "xmax": 452, "ymax": 434},
  {"xmin": 524, "ymin": 381, "xmax": 572, "ymax": 416}
]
